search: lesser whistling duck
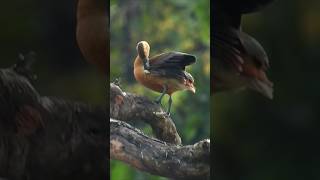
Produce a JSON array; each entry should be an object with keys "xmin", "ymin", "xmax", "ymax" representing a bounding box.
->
[
  {"xmin": 134, "ymin": 41, "xmax": 196, "ymax": 115},
  {"xmin": 76, "ymin": 0, "xmax": 108, "ymax": 74},
  {"xmin": 212, "ymin": 0, "xmax": 274, "ymax": 99}
]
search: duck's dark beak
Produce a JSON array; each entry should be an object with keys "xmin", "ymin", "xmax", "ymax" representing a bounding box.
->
[{"xmin": 142, "ymin": 57, "xmax": 150, "ymax": 70}]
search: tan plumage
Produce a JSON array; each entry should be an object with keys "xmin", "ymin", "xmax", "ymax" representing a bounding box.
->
[
  {"xmin": 76, "ymin": 0, "xmax": 108, "ymax": 74},
  {"xmin": 134, "ymin": 41, "xmax": 196, "ymax": 115}
]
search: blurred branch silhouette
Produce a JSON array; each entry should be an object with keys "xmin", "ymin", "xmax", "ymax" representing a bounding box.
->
[
  {"xmin": 110, "ymin": 83, "xmax": 210, "ymax": 179},
  {"xmin": 0, "ymin": 55, "xmax": 107, "ymax": 180}
]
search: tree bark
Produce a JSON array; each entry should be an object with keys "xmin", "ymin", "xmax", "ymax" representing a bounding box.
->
[
  {"xmin": 110, "ymin": 83, "xmax": 210, "ymax": 179},
  {"xmin": 110, "ymin": 119, "xmax": 210, "ymax": 179},
  {"xmin": 110, "ymin": 82, "xmax": 181, "ymax": 145}
]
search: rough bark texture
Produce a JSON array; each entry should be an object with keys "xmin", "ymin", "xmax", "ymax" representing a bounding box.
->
[
  {"xmin": 110, "ymin": 83, "xmax": 210, "ymax": 179},
  {"xmin": 110, "ymin": 119, "xmax": 210, "ymax": 180},
  {"xmin": 0, "ymin": 57, "xmax": 108, "ymax": 180},
  {"xmin": 110, "ymin": 82, "xmax": 181, "ymax": 145}
]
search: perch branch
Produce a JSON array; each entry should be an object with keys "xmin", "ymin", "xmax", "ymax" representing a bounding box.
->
[
  {"xmin": 110, "ymin": 119, "xmax": 210, "ymax": 179},
  {"xmin": 110, "ymin": 82, "xmax": 181, "ymax": 145}
]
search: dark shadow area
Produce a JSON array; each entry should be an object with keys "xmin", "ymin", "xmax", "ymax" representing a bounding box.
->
[
  {"xmin": 0, "ymin": 1, "xmax": 108, "ymax": 179},
  {"xmin": 213, "ymin": 0, "xmax": 320, "ymax": 179}
]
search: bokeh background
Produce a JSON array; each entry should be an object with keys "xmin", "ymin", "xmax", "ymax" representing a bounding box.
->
[
  {"xmin": 0, "ymin": 0, "xmax": 105, "ymax": 106},
  {"xmin": 213, "ymin": 0, "xmax": 320, "ymax": 179},
  {"xmin": 110, "ymin": 0, "xmax": 210, "ymax": 179}
]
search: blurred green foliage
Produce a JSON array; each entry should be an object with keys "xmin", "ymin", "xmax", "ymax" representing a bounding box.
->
[
  {"xmin": 110, "ymin": 0, "xmax": 210, "ymax": 179},
  {"xmin": 213, "ymin": 0, "xmax": 320, "ymax": 179}
]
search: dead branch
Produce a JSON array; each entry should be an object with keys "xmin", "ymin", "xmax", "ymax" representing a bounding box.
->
[{"xmin": 110, "ymin": 119, "xmax": 210, "ymax": 179}]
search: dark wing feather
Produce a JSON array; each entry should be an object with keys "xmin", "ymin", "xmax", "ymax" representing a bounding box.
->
[
  {"xmin": 239, "ymin": 31, "xmax": 270, "ymax": 69},
  {"xmin": 148, "ymin": 68, "xmax": 193, "ymax": 82},
  {"xmin": 213, "ymin": 26, "xmax": 245, "ymax": 72},
  {"xmin": 147, "ymin": 52, "xmax": 195, "ymax": 81},
  {"xmin": 212, "ymin": 0, "xmax": 274, "ymax": 71},
  {"xmin": 212, "ymin": 0, "xmax": 243, "ymax": 71},
  {"xmin": 149, "ymin": 52, "xmax": 196, "ymax": 70},
  {"xmin": 148, "ymin": 68, "xmax": 184, "ymax": 80}
]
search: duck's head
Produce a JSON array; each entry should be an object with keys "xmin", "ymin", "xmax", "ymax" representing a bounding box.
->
[{"xmin": 136, "ymin": 41, "xmax": 150, "ymax": 59}]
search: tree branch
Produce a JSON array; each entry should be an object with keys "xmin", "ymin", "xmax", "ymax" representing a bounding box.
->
[
  {"xmin": 110, "ymin": 82, "xmax": 181, "ymax": 145},
  {"xmin": 0, "ymin": 57, "xmax": 108, "ymax": 180},
  {"xmin": 109, "ymin": 83, "xmax": 210, "ymax": 179},
  {"xmin": 110, "ymin": 119, "xmax": 210, "ymax": 179}
]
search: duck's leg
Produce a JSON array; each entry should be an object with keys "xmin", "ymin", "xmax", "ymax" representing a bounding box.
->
[
  {"xmin": 155, "ymin": 85, "xmax": 167, "ymax": 104},
  {"xmin": 166, "ymin": 95, "xmax": 172, "ymax": 116}
]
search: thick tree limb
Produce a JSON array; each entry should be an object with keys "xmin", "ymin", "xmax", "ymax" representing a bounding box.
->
[
  {"xmin": 109, "ymin": 80, "xmax": 210, "ymax": 179},
  {"xmin": 0, "ymin": 57, "xmax": 108, "ymax": 180},
  {"xmin": 110, "ymin": 82, "xmax": 181, "ymax": 145},
  {"xmin": 110, "ymin": 119, "xmax": 210, "ymax": 179}
]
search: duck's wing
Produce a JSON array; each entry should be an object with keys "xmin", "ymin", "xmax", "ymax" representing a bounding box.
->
[
  {"xmin": 146, "ymin": 52, "xmax": 195, "ymax": 81},
  {"xmin": 239, "ymin": 31, "xmax": 270, "ymax": 70},
  {"xmin": 213, "ymin": 27, "xmax": 245, "ymax": 72},
  {"xmin": 149, "ymin": 52, "xmax": 196, "ymax": 70},
  {"xmin": 148, "ymin": 67, "xmax": 194, "ymax": 82},
  {"xmin": 212, "ymin": 0, "xmax": 275, "ymax": 72},
  {"xmin": 213, "ymin": 0, "xmax": 243, "ymax": 71}
]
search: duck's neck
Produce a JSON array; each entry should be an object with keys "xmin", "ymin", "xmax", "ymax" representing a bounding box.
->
[{"xmin": 134, "ymin": 56, "xmax": 144, "ymax": 69}]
